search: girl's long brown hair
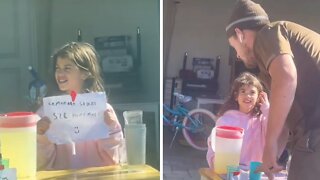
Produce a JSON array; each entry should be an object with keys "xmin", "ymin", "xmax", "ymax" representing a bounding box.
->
[
  {"xmin": 51, "ymin": 42, "xmax": 105, "ymax": 94},
  {"xmin": 218, "ymin": 72, "xmax": 264, "ymax": 116}
]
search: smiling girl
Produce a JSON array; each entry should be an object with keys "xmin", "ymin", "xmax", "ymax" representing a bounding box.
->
[
  {"xmin": 36, "ymin": 42, "xmax": 123, "ymax": 170},
  {"xmin": 207, "ymin": 72, "xmax": 269, "ymax": 169}
]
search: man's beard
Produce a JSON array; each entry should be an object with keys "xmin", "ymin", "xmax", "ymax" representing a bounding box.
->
[
  {"xmin": 243, "ymin": 48, "xmax": 257, "ymax": 69},
  {"xmin": 244, "ymin": 61, "xmax": 257, "ymax": 69}
]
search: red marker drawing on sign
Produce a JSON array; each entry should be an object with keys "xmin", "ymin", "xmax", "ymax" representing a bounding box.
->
[{"xmin": 71, "ymin": 90, "xmax": 77, "ymax": 102}]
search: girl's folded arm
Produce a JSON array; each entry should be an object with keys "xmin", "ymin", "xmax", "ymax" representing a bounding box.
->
[{"xmin": 37, "ymin": 135, "xmax": 56, "ymax": 170}]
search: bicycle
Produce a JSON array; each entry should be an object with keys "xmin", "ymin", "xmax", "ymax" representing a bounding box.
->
[{"xmin": 163, "ymin": 92, "xmax": 217, "ymax": 151}]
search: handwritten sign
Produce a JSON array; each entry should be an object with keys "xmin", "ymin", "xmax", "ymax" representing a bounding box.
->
[{"xmin": 43, "ymin": 92, "xmax": 109, "ymax": 144}]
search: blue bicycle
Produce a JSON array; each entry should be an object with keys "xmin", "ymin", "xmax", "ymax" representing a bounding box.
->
[{"xmin": 163, "ymin": 92, "xmax": 217, "ymax": 151}]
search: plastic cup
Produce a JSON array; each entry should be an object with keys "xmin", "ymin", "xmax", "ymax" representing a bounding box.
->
[
  {"xmin": 123, "ymin": 110, "xmax": 143, "ymax": 124},
  {"xmin": 0, "ymin": 159, "xmax": 9, "ymax": 168},
  {"xmin": 250, "ymin": 161, "xmax": 262, "ymax": 180},
  {"xmin": 239, "ymin": 169, "xmax": 249, "ymax": 179},
  {"xmin": 226, "ymin": 165, "xmax": 240, "ymax": 180},
  {"xmin": 124, "ymin": 124, "xmax": 146, "ymax": 165}
]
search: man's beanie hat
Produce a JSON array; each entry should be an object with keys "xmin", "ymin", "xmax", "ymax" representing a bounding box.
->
[{"xmin": 226, "ymin": 0, "xmax": 270, "ymax": 38}]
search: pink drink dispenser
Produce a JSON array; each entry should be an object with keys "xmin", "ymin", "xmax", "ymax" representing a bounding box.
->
[
  {"xmin": 214, "ymin": 126, "xmax": 244, "ymax": 174},
  {"xmin": 0, "ymin": 112, "xmax": 39, "ymax": 179}
]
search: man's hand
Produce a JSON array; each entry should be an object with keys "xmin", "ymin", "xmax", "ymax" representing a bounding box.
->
[{"xmin": 256, "ymin": 143, "xmax": 284, "ymax": 180}]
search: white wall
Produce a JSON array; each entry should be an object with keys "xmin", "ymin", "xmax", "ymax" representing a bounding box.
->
[
  {"xmin": 261, "ymin": 0, "xmax": 320, "ymax": 32},
  {"xmin": 163, "ymin": 0, "xmax": 177, "ymax": 76},
  {"xmin": 35, "ymin": 0, "xmax": 51, "ymax": 78},
  {"xmin": 165, "ymin": 0, "xmax": 320, "ymax": 97},
  {"xmin": 0, "ymin": 0, "xmax": 39, "ymax": 112},
  {"xmin": 43, "ymin": 0, "xmax": 159, "ymax": 102},
  {"xmin": 165, "ymin": 0, "xmax": 234, "ymax": 97}
]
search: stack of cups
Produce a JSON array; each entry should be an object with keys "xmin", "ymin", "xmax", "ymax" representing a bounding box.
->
[{"xmin": 123, "ymin": 110, "xmax": 146, "ymax": 165}]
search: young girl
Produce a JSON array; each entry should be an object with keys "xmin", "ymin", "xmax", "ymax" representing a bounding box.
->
[
  {"xmin": 206, "ymin": 72, "xmax": 269, "ymax": 170},
  {"xmin": 37, "ymin": 42, "xmax": 123, "ymax": 170}
]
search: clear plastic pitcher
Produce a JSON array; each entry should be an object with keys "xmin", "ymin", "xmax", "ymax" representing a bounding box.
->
[
  {"xmin": 214, "ymin": 126, "xmax": 244, "ymax": 174},
  {"xmin": 0, "ymin": 112, "xmax": 38, "ymax": 179}
]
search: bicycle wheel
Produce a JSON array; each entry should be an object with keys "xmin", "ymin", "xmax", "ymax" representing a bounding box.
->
[{"xmin": 182, "ymin": 108, "xmax": 217, "ymax": 151}]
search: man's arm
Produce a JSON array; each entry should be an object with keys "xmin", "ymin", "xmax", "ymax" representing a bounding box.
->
[
  {"xmin": 259, "ymin": 54, "xmax": 297, "ymax": 178},
  {"xmin": 267, "ymin": 54, "xmax": 296, "ymax": 154}
]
